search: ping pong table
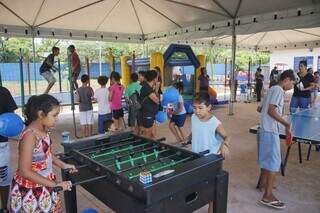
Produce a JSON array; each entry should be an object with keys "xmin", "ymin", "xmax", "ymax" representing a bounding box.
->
[{"xmin": 250, "ymin": 107, "xmax": 320, "ymax": 176}]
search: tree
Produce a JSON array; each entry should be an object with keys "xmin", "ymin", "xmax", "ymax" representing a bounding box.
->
[
  {"xmin": 0, "ymin": 38, "xmax": 32, "ymax": 62},
  {"xmin": 0, "ymin": 38, "xmax": 270, "ymax": 68}
]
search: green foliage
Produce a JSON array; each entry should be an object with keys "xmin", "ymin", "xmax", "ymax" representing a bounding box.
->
[
  {"xmin": 0, "ymin": 38, "xmax": 32, "ymax": 62},
  {"xmin": 193, "ymin": 46, "xmax": 269, "ymax": 68},
  {"xmin": 0, "ymin": 38, "xmax": 269, "ymax": 67}
]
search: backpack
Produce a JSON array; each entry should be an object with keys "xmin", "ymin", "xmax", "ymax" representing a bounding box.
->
[{"xmin": 127, "ymin": 91, "xmax": 141, "ymax": 111}]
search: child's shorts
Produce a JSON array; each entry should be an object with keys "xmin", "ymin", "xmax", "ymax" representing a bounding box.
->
[
  {"xmin": 41, "ymin": 71, "xmax": 56, "ymax": 84},
  {"xmin": 136, "ymin": 110, "xmax": 143, "ymax": 127},
  {"xmin": 311, "ymin": 90, "xmax": 318, "ymax": 99},
  {"xmin": 257, "ymin": 129, "xmax": 281, "ymax": 172},
  {"xmin": 170, "ymin": 113, "xmax": 187, "ymax": 127},
  {"xmin": 142, "ymin": 115, "xmax": 154, "ymax": 129},
  {"xmin": 0, "ymin": 142, "xmax": 11, "ymax": 186},
  {"xmin": 80, "ymin": 110, "xmax": 94, "ymax": 125},
  {"xmin": 113, "ymin": 109, "xmax": 124, "ymax": 119},
  {"xmin": 128, "ymin": 107, "xmax": 138, "ymax": 127},
  {"xmin": 98, "ymin": 113, "xmax": 112, "ymax": 134}
]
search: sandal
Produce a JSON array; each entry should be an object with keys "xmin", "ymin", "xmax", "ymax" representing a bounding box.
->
[
  {"xmin": 259, "ymin": 199, "xmax": 286, "ymax": 209},
  {"xmin": 181, "ymin": 141, "xmax": 191, "ymax": 147}
]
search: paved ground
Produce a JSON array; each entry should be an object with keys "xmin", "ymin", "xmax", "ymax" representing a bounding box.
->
[{"xmin": 8, "ymin": 99, "xmax": 320, "ymax": 213}]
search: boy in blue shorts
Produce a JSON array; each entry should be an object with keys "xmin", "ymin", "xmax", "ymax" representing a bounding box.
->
[
  {"xmin": 169, "ymin": 82, "xmax": 187, "ymax": 143},
  {"xmin": 257, "ymin": 70, "xmax": 295, "ymax": 209}
]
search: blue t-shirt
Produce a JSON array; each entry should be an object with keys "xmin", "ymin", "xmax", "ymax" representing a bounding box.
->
[
  {"xmin": 40, "ymin": 53, "xmax": 55, "ymax": 74},
  {"xmin": 191, "ymin": 114, "xmax": 221, "ymax": 155}
]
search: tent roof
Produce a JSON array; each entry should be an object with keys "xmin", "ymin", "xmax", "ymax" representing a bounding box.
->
[
  {"xmin": 1, "ymin": 0, "xmax": 320, "ymax": 48},
  {"xmin": 165, "ymin": 27, "xmax": 320, "ymax": 51}
]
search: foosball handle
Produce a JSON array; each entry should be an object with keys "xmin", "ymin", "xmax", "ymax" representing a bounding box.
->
[
  {"xmin": 53, "ymin": 186, "xmax": 63, "ymax": 192},
  {"xmin": 53, "ymin": 175, "xmax": 108, "ymax": 192},
  {"xmin": 156, "ymin": 137, "xmax": 166, "ymax": 142},
  {"xmin": 199, "ymin": 150, "xmax": 210, "ymax": 156},
  {"xmin": 62, "ymin": 165, "xmax": 87, "ymax": 174}
]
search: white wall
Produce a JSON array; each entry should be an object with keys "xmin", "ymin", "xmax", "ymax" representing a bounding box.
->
[{"xmin": 270, "ymin": 48, "xmax": 320, "ymax": 72}]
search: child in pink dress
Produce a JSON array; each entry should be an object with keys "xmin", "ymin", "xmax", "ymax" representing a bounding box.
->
[{"xmin": 9, "ymin": 94, "xmax": 77, "ymax": 213}]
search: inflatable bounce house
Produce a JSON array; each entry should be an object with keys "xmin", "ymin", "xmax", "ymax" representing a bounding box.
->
[{"xmin": 120, "ymin": 44, "xmax": 226, "ymax": 110}]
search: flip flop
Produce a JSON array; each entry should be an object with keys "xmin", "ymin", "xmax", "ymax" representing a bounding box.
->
[
  {"xmin": 180, "ymin": 142, "xmax": 188, "ymax": 147},
  {"xmin": 259, "ymin": 199, "xmax": 286, "ymax": 209},
  {"xmin": 181, "ymin": 141, "xmax": 191, "ymax": 147}
]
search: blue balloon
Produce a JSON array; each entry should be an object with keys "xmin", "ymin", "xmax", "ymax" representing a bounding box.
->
[
  {"xmin": 162, "ymin": 87, "xmax": 179, "ymax": 104},
  {"xmin": 161, "ymin": 99, "xmax": 169, "ymax": 107},
  {"xmin": 155, "ymin": 111, "xmax": 167, "ymax": 123},
  {"xmin": 187, "ymin": 104, "xmax": 193, "ymax": 114},
  {"xmin": 81, "ymin": 208, "xmax": 99, "ymax": 213},
  {"xmin": 0, "ymin": 113, "xmax": 24, "ymax": 137}
]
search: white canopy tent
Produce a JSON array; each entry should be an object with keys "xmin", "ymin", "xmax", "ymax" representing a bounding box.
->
[
  {"xmin": 0, "ymin": 0, "xmax": 319, "ymax": 45},
  {"xmin": 1, "ymin": 0, "xmax": 320, "ymax": 114},
  {"xmin": 190, "ymin": 27, "xmax": 320, "ymax": 52}
]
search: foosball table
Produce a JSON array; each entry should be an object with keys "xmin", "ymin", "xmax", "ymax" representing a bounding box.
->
[{"xmin": 59, "ymin": 131, "xmax": 228, "ymax": 213}]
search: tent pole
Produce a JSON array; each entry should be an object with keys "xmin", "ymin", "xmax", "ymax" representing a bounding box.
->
[
  {"xmin": 27, "ymin": 56, "xmax": 31, "ymax": 95},
  {"xmin": 58, "ymin": 58, "xmax": 62, "ymax": 92},
  {"xmin": 99, "ymin": 44, "xmax": 102, "ymax": 75},
  {"xmin": 224, "ymin": 58, "xmax": 227, "ymax": 101},
  {"xmin": 32, "ymin": 32, "xmax": 37, "ymax": 94},
  {"xmin": 19, "ymin": 48, "xmax": 25, "ymax": 107},
  {"xmin": 68, "ymin": 51, "xmax": 79, "ymax": 138},
  {"xmin": 228, "ymin": 18, "xmax": 236, "ymax": 115},
  {"xmin": 132, "ymin": 51, "xmax": 136, "ymax": 73}
]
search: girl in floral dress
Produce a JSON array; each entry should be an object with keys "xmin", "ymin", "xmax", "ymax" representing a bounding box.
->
[{"xmin": 9, "ymin": 94, "xmax": 77, "ymax": 213}]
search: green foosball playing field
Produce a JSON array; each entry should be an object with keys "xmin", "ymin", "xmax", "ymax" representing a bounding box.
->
[{"xmin": 84, "ymin": 141, "xmax": 192, "ymax": 182}]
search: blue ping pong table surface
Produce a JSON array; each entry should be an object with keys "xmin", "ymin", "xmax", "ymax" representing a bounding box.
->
[
  {"xmin": 249, "ymin": 107, "xmax": 320, "ymax": 176},
  {"xmin": 280, "ymin": 107, "xmax": 320, "ymax": 145}
]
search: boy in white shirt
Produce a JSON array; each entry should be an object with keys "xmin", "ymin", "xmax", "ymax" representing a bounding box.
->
[{"xmin": 94, "ymin": 76, "xmax": 112, "ymax": 134}]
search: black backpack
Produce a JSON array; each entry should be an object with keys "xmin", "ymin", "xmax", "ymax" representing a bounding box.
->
[{"xmin": 127, "ymin": 91, "xmax": 141, "ymax": 111}]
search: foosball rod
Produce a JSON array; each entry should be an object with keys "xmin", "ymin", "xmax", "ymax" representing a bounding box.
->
[
  {"xmin": 97, "ymin": 144, "xmax": 160, "ymax": 164},
  {"xmin": 84, "ymin": 139, "xmax": 143, "ymax": 156},
  {"xmin": 53, "ymin": 175, "xmax": 108, "ymax": 192},
  {"xmin": 115, "ymin": 149, "xmax": 169, "ymax": 170},
  {"xmin": 62, "ymin": 164, "xmax": 89, "ymax": 173},
  {"xmin": 90, "ymin": 142, "xmax": 150, "ymax": 159},
  {"xmin": 81, "ymin": 137, "xmax": 139, "ymax": 154},
  {"xmin": 121, "ymin": 152, "xmax": 178, "ymax": 175},
  {"xmin": 79, "ymin": 136, "xmax": 135, "ymax": 152},
  {"xmin": 81, "ymin": 136, "xmax": 164, "ymax": 155}
]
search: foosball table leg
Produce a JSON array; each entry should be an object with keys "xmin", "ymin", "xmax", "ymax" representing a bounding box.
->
[
  {"xmin": 61, "ymin": 169, "xmax": 78, "ymax": 213},
  {"xmin": 213, "ymin": 171, "xmax": 229, "ymax": 213}
]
